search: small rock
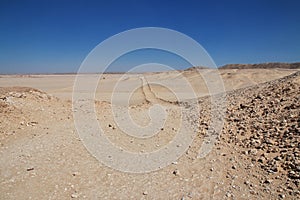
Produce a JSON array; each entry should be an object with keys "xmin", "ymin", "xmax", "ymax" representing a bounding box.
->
[
  {"xmin": 173, "ymin": 169, "xmax": 180, "ymax": 176},
  {"xmin": 187, "ymin": 192, "xmax": 193, "ymax": 198},
  {"xmin": 264, "ymin": 179, "xmax": 273, "ymax": 184},
  {"xmin": 279, "ymin": 194, "xmax": 285, "ymax": 199},
  {"xmin": 249, "ymin": 190, "xmax": 256, "ymax": 195},
  {"xmin": 108, "ymin": 124, "xmax": 116, "ymax": 129},
  {"xmin": 244, "ymin": 180, "xmax": 250, "ymax": 185},
  {"xmin": 71, "ymin": 193, "xmax": 78, "ymax": 198},
  {"xmin": 257, "ymin": 157, "xmax": 265, "ymax": 163},
  {"xmin": 26, "ymin": 121, "xmax": 38, "ymax": 126},
  {"xmin": 242, "ymin": 150, "xmax": 248, "ymax": 155},
  {"xmin": 26, "ymin": 167, "xmax": 34, "ymax": 171},
  {"xmin": 72, "ymin": 172, "xmax": 80, "ymax": 176},
  {"xmin": 143, "ymin": 191, "xmax": 148, "ymax": 195},
  {"xmin": 249, "ymin": 149, "xmax": 258, "ymax": 155},
  {"xmin": 226, "ymin": 192, "xmax": 232, "ymax": 197}
]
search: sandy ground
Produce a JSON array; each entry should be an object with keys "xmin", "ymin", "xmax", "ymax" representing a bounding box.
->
[
  {"xmin": 0, "ymin": 68, "xmax": 299, "ymax": 199},
  {"xmin": 0, "ymin": 69, "xmax": 297, "ymax": 102}
]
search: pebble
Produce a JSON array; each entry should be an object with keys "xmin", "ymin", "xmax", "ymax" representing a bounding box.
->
[
  {"xmin": 226, "ymin": 192, "xmax": 232, "ymax": 197},
  {"xmin": 72, "ymin": 172, "xmax": 80, "ymax": 176},
  {"xmin": 264, "ymin": 179, "xmax": 272, "ymax": 184},
  {"xmin": 279, "ymin": 194, "xmax": 285, "ymax": 198},
  {"xmin": 244, "ymin": 180, "xmax": 250, "ymax": 185},
  {"xmin": 26, "ymin": 167, "xmax": 34, "ymax": 171},
  {"xmin": 173, "ymin": 169, "xmax": 180, "ymax": 176},
  {"xmin": 71, "ymin": 193, "xmax": 78, "ymax": 198}
]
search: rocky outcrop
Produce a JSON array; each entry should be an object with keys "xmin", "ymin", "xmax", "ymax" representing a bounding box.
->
[{"xmin": 220, "ymin": 62, "xmax": 300, "ymax": 69}]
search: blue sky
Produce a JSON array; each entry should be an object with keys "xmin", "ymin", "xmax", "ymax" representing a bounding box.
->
[{"xmin": 0, "ymin": 0, "xmax": 300, "ymax": 73}]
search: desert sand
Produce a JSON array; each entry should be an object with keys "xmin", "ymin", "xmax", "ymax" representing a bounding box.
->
[{"xmin": 0, "ymin": 67, "xmax": 299, "ymax": 199}]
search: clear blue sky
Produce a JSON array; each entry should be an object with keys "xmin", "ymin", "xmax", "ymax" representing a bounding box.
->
[{"xmin": 1, "ymin": 0, "xmax": 300, "ymax": 73}]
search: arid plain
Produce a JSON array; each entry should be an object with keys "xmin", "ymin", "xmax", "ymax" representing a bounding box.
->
[{"xmin": 0, "ymin": 66, "xmax": 299, "ymax": 199}]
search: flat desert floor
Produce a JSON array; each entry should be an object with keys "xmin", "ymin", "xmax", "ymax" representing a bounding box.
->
[{"xmin": 0, "ymin": 68, "xmax": 299, "ymax": 199}]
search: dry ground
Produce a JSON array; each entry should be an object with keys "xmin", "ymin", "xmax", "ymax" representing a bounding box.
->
[{"xmin": 0, "ymin": 68, "xmax": 299, "ymax": 199}]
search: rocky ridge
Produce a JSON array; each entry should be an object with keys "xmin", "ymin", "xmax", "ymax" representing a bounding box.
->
[
  {"xmin": 220, "ymin": 62, "xmax": 300, "ymax": 69},
  {"xmin": 222, "ymin": 71, "xmax": 300, "ymax": 197}
]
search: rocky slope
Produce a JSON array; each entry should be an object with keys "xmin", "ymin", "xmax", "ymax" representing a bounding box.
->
[
  {"xmin": 222, "ymin": 71, "xmax": 300, "ymax": 198},
  {"xmin": 220, "ymin": 62, "xmax": 300, "ymax": 69}
]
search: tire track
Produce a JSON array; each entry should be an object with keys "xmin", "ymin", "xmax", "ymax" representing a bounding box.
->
[{"xmin": 140, "ymin": 76, "xmax": 179, "ymax": 105}]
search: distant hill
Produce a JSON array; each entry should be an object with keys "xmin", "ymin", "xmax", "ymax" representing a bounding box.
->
[
  {"xmin": 219, "ymin": 62, "xmax": 300, "ymax": 69},
  {"xmin": 184, "ymin": 66, "xmax": 209, "ymax": 71}
]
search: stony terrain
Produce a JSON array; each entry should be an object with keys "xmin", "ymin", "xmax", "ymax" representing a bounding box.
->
[
  {"xmin": 220, "ymin": 62, "xmax": 300, "ymax": 70},
  {"xmin": 0, "ymin": 69, "xmax": 299, "ymax": 199},
  {"xmin": 197, "ymin": 71, "xmax": 300, "ymax": 199}
]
